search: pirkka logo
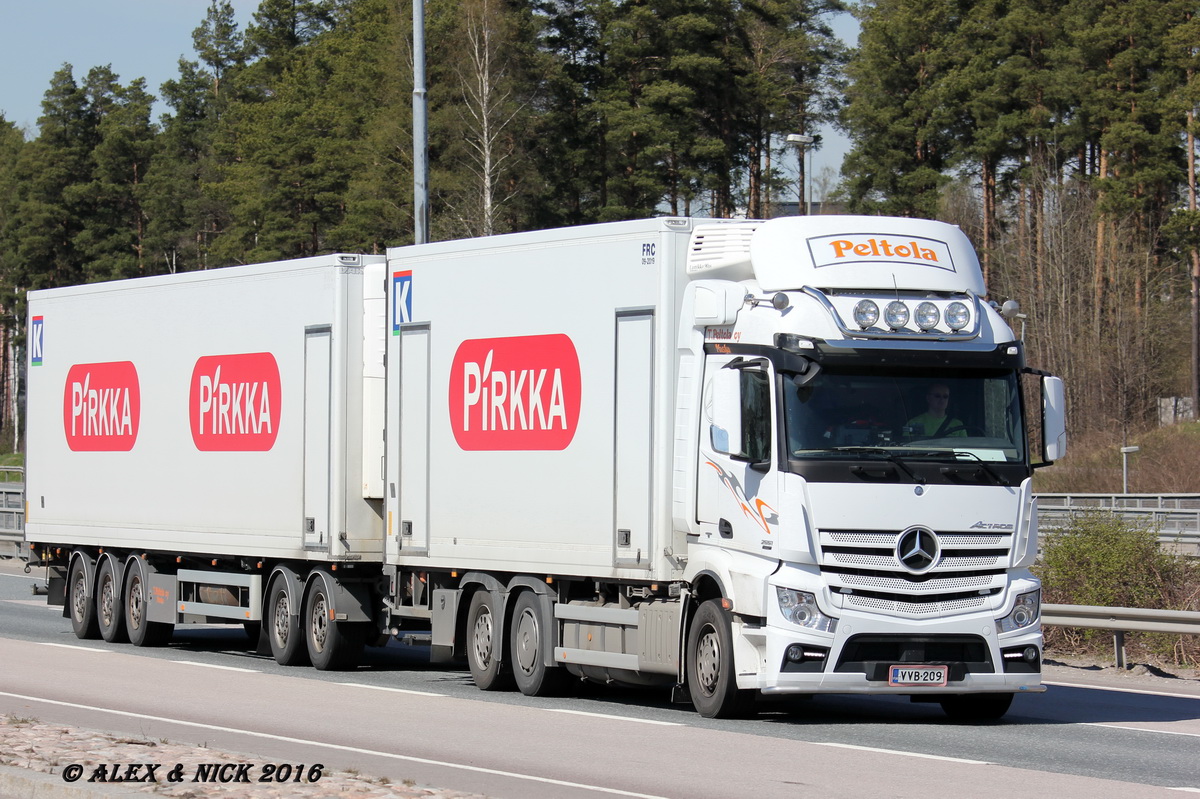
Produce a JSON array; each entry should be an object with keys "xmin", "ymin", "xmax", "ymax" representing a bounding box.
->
[
  {"xmin": 63, "ymin": 362, "xmax": 140, "ymax": 451},
  {"xmin": 189, "ymin": 353, "xmax": 282, "ymax": 451},
  {"xmin": 449, "ymin": 334, "xmax": 581, "ymax": 451}
]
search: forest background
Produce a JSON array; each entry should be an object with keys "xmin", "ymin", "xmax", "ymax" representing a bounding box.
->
[{"xmin": 1, "ymin": 0, "xmax": 1199, "ymax": 472}]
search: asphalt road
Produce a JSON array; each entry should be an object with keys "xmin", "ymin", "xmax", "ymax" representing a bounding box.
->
[{"xmin": 2, "ymin": 560, "xmax": 1198, "ymax": 798}]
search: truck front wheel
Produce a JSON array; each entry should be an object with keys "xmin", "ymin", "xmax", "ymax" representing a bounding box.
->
[
  {"xmin": 686, "ymin": 599, "xmax": 749, "ymax": 718},
  {"xmin": 467, "ymin": 590, "xmax": 511, "ymax": 691},
  {"xmin": 304, "ymin": 581, "xmax": 365, "ymax": 671},
  {"xmin": 67, "ymin": 558, "xmax": 100, "ymax": 640}
]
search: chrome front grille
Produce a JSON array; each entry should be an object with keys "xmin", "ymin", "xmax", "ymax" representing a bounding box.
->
[{"xmin": 820, "ymin": 527, "xmax": 1013, "ymax": 618}]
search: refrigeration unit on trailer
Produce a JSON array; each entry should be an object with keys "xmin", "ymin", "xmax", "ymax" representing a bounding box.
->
[{"xmin": 24, "ymin": 215, "xmax": 1066, "ymax": 720}]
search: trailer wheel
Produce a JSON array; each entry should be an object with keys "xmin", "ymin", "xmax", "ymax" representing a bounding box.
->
[
  {"xmin": 510, "ymin": 591, "xmax": 565, "ymax": 697},
  {"xmin": 124, "ymin": 569, "xmax": 172, "ymax": 647},
  {"xmin": 96, "ymin": 559, "xmax": 127, "ymax": 643},
  {"xmin": 466, "ymin": 590, "xmax": 512, "ymax": 691},
  {"xmin": 304, "ymin": 581, "xmax": 365, "ymax": 671},
  {"xmin": 67, "ymin": 558, "xmax": 100, "ymax": 640},
  {"xmin": 686, "ymin": 599, "xmax": 749, "ymax": 718},
  {"xmin": 267, "ymin": 578, "xmax": 309, "ymax": 666},
  {"xmin": 938, "ymin": 693, "xmax": 1014, "ymax": 721}
]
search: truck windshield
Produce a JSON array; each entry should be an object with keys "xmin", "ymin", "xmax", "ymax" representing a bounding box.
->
[{"xmin": 783, "ymin": 368, "xmax": 1026, "ymax": 464}]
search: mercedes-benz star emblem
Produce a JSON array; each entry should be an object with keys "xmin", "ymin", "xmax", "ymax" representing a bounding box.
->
[{"xmin": 896, "ymin": 526, "xmax": 940, "ymax": 574}]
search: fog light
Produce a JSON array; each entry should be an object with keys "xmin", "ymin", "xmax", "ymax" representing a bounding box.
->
[
  {"xmin": 853, "ymin": 300, "xmax": 879, "ymax": 329},
  {"xmin": 884, "ymin": 301, "xmax": 909, "ymax": 329},
  {"xmin": 1023, "ymin": 646, "xmax": 1039, "ymax": 663},
  {"xmin": 946, "ymin": 301, "xmax": 970, "ymax": 330},
  {"xmin": 915, "ymin": 302, "xmax": 940, "ymax": 330},
  {"xmin": 786, "ymin": 644, "xmax": 805, "ymax": 662}
]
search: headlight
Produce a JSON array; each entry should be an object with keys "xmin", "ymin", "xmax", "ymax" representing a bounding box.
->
[
  {"xmin": 853, "ymin": 300, "xmax": 879, "ymax": 329},
  {"xmin": 915, "ymin": 301, "xmax": 940, "ymax": 330},
  {"xmin": 945, "ymin": 301, "xmax": 970, "ymax": 330},
  {"xmin": 996, "ymin": 589, "xmax": 1040, "ymax": 634},
  {"xmin": 776, "ymin": 587, "xmax": 838, "ymax": 633},
  {"xmin": 884, "ymin": 301, "xmax": 909, "ymax": 329}
]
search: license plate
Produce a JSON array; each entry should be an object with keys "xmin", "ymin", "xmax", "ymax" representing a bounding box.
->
[{"xmin": 888, "ymin": 665, "xmax": 949, "ymax": 687}]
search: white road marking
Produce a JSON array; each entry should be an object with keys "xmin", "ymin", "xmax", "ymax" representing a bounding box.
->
[
  {"xmin": 334, "ymin": 682, "xmax": 445, "ymax": 697},
  {"xmin": 36, "ymin": 643, "xmax": 110, "ymax": 653},
  {"xmin": 168, "ymin": 660, "xmax": 259, "ymax": 673},
  {"xmin": 1044, "ymin": 681, "xmax": 1200, "ymax": 701},
  {"xmin": 543, "ymin": 708, "xmax": 682, "ymax": 726},
  {"xmin": 0, "ymin": 573, "xmax": 45, "ymax": 582},
  {"xmin": 1082, "ymin": 723, "xmax": 1200, "ymax": 739},
  {"xmin": 808, "ymin": 741, "xmax": 992, "ymax": 765},
  {"xmin": 0, "ymin": 690, "xmax": 669, "ymax": 799}
]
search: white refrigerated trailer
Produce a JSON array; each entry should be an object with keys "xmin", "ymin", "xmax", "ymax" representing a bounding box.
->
[{"xmin": 26, "ymin": 216, "xmax": 1066, "ymax": 718}]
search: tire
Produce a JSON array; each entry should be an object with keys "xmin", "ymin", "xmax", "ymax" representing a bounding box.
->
[
  {"xmin": 939, "ymin": 693, "xmax": 1014, "ymax": 721},
  {"xmin": 304, "ymin": 581, "xmax": 365, "ymax": 671},
  {"xmin": 96, "ymin": 559, "xmax": 127, "ymax": 643},
  {"xmin": 466, "ymin": 590, "xmax": 512, "ymax": 691},
  {"xmin": 686, "ymin": 599, "xmax": 750, "ymax": 718},
  {"xmin": 124, "ymin": 567, "xmax": 172, "ymax": 647},
  {"xmin": 67, "ymin": 558, "xmax": 100, "ymax": 640},
  {"xmin": 510, "ymin": 591, "xmax": 565, "ymax": 697},
  {"xmin": 267, "ymin": 578, "xmax": 309, "ymax": 666}
]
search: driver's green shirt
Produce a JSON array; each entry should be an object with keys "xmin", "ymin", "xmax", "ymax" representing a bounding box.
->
[{"xmin": 906, "ymin": 412, "xmax": 967, "ymax": 437}]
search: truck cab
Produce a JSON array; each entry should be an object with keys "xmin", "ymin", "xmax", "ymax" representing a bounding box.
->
[{"xmin": 677, "ymin": 216, "xmax": 1065, "ymax": 718}]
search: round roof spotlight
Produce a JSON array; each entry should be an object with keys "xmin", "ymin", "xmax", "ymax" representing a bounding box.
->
[
  {"xmin": 915, "ymin": 301, "xmax": 940, "ymax": 331},
  {"xmin": 853, "ymin": 300, "xmax": 879, "ymax": 329},
  {"xmin": 884, "ymin": 301, "xmax": 910, "ymax": 330},
  {"xmin": 946, "ymin": 301, "xmax": 970, "ymax": 331}
]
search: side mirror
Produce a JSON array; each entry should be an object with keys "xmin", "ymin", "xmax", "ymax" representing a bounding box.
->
[
  {"xmin": 1042, "ymin": 375, "xmax": 1067, "ymax": 462},
  {"xmin": 709, "ymin": 367, "xmax": 742, "ymax": 456}
]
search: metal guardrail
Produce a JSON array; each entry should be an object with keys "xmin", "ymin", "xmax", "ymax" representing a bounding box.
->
[
  {"xmin": 1036, "ymin": 493, "xmax": 1200, "ymax": 556},
  {"xmin": 0, "ymin": 467, "xmax": 24, "ymax": 559},
  {"xmin": 1042, "ymin": 603, "xmax": 1200, "ymax": 668}
]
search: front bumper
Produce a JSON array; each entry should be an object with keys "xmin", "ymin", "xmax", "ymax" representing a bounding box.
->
[{"xmin": 735, "ymin": 613, "xmax": 1045, "ymax": 696}]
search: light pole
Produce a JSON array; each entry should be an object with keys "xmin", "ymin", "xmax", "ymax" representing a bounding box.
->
[
  {"xmin": 1120, "ymin": 445, "xmax": 1139, "ymax": 494},
  {"xmin": 785, "ymin": 133, "xmax": 814, "ymax": 215}
]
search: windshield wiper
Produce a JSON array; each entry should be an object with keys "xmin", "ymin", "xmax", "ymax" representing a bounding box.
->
[
  {"xmin": 946, "ymin": 450, "xmax": 1010, "ymax": 486},
  {"xmin": 832, "ymin": 447, "xmax": 926, "ymax": 485}
]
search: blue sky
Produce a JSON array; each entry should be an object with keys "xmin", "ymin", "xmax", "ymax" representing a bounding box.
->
[
  {"xmin": 0, "ymin": 1, "xmax": 853, "ymax": 183},
  {"xmin": 0, "ymin": 1, "xmax": 259, "ymax": 134}
]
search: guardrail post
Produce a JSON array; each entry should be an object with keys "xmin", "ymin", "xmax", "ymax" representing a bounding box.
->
[{"xmin": 1113, "ymin": 630, "xmax": 1126, "ymax": 669}]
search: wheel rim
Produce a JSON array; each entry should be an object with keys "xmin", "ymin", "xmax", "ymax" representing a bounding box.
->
[
  {"xmin": 513, "ymin": 608, "xmax": 538, "ymax": 675},
  {"xmin": 99, "ymin": 575, "xmax": 115, "ymax": 628},
  {"xmin": 309, "ymin": 593, "xmax": 329, "ymax": 653},
  {"xmin": 128, "ymin": 577, "xmax": 144, "ymax": 631},
  {"xmin": 695, "ymin": 624, "xmax": 721, "ymax": 697},
  {"xmin": 272, "ymin": 592, "xmax": 290, "ymax": 648},
  {"xmin": 472, "ymin": 605, "xmax": 495, "ymax": 667},
  {"xmin": 71, "ymin": 573, "xmax": 87, "ymax": 623}
]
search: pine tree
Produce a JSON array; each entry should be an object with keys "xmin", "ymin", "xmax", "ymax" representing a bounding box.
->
[{"xmin": 840, "ymin": 0, "xmax": 965, "ymax": 216}]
